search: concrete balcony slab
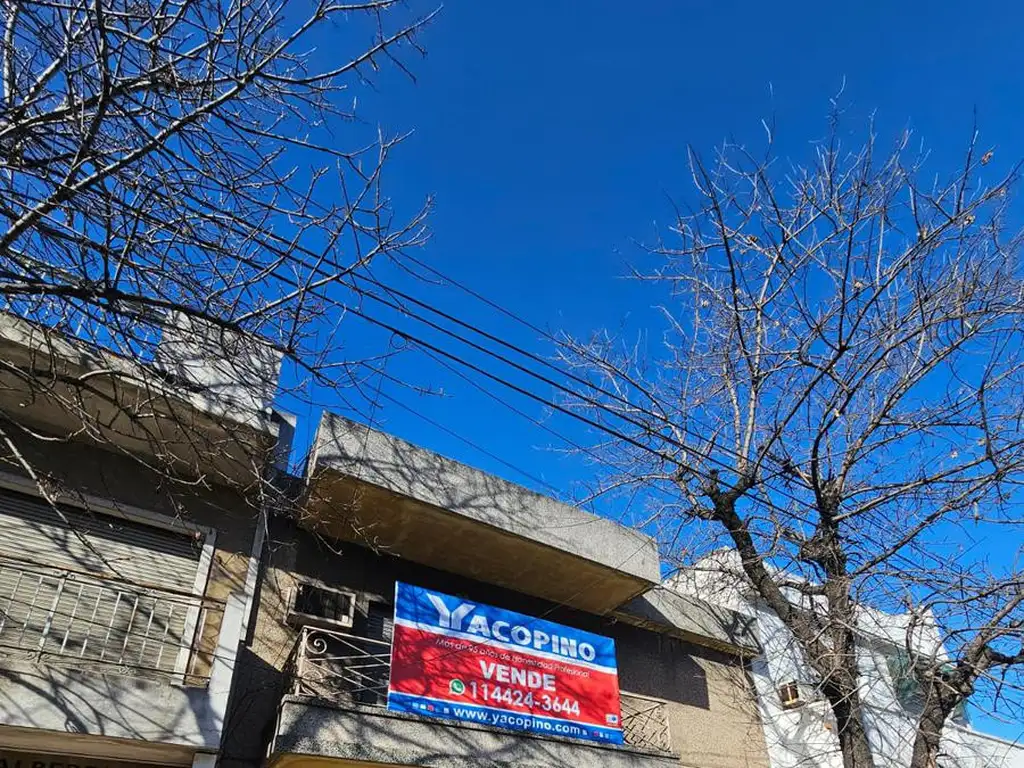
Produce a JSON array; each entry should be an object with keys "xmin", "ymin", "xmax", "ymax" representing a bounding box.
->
[
  {"xmin": 303, "ymin": 413, "xmax": 660, "ymax": 614},
  {"xmin": 271, "ymin": 696, "xmax": 679, "ymax": 768}
]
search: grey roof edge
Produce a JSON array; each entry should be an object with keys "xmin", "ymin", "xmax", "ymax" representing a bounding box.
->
[
  {"xmin": 612, "ymin": 586, "xmax": 761, "ymax": 656},
  {"xmin": 0, "ymin": 312, "xmax": 278, "ymax": 437},
  {"xmin": 308, "ymin": 412, "xmax": 662, "ymax": 585}
]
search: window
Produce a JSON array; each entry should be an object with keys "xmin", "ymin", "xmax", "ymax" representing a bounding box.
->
[
  {"xmin": 288, "ymin": 582, "xmax": 356, "ymax": 629},
  {"xmin": 0, "ymin": 485, "xmax": 209, "ymax": 679},
  {"xmin": 364, "ymin": 600, "xmax": 394, "ymax": 642},
  {"xmin": 887, "ymin": 650, "xmax": 923, "ymax": 710},
  {"xmin": 778, "ymin": 681, "xmax": 804, "ymax": 709},
  {"xmin": 885, "ymin": 650, "xmax": 969, "ymax": 723}
]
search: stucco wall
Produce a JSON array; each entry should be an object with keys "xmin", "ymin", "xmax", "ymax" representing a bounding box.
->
[
  {"xmin": 0, "ymin": 661, "xmax": 220, "ymax": 749},
  {"xmin": 224, "ymin": 517, "xmax": 769, "ymax": 768}
]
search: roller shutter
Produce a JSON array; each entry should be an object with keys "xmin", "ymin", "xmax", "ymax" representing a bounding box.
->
[{"xmin": 0, "ymin": 487, "xmax": 205, "ymax": 676}]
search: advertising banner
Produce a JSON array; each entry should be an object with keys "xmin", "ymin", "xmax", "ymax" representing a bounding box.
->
[{"xmin": 387, "ymin": 581, "xmax": 623, "ymax": 745}]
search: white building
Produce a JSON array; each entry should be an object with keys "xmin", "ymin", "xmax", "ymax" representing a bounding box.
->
[{"xmin": 670, "ymin": 551, "xmax": 1024, "ymax": 768}]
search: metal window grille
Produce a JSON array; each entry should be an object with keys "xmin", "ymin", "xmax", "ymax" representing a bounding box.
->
[
  {"xmin": 620, "ymin": 692, "xmax": 672, "ymax": 753},
  {"xmin": 0, "ymin": 555, "xmax": 217, "ymax": 681}
]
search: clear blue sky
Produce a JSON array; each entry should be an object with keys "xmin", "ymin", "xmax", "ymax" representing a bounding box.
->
[
  {"xmin": 289, "ymin": 0, "xmax": 1023, "ymax": 737},
  {"xmin": 312, "ymin": 0, "xmax": 1023, "ymax": 500}
]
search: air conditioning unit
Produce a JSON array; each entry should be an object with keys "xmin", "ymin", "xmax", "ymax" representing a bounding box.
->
[
  {"xmin": 778, "ymin": 681, "xmax": 805, "ymax": 709},
  {"xmin": 287, "ymin": 581, "xmax": 357, "ymax": 630}
]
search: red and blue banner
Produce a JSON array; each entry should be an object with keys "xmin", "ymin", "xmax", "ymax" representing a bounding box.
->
[{"xmin": 387, "ymin": 582, "xmax": 623, "ymax": 745}]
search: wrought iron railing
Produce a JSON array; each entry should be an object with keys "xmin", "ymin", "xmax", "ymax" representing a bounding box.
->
[
  {"xmin": 290, "ymin": 624, "xmax": 673, "ymax": 753},
  {"xmin": 0, "ymin": 555, "xmax": 223, "ymax": 684},
  {"xmin": 620, "ymin": 692, "xmax": 672, "ymax": 753},
  {"xmin": 291, "ymin": 624, "xmax": 392, "ymax": 706}
]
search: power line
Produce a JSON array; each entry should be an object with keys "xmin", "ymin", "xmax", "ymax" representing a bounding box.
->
[
  {"xmin": 337, "ymin": 298, "xmax": 811, "ymax": 527},
  {"xmin": 354, "ymin": 269, "xmax": 753, "ymax": 474},
  {"xmin": 406, "ymin": 337, "xmax": 668, "ymax": 527},
  {"xmin": 103, "ymin": 146, "xmax": 812, "ymax": 508},
  {"xmin": 339, "ymin": 272, "xmax": 817, "ymax": 515},
  {"xmin": 57, "ymin": 150, "xmax": 818, "ymax": 523},
  {"xmin": 143, "ymin": 214, "xmax": 818, "ymax": 524},
  {"xmin": 392, "ymin": 256, "xmax": 821, "ymax": 487},
  {"xmin": 141, "ymin": 165, "xmax": 806, "ymax": 500},
  {"xmin": 373, "ymin": 384, "xmax": 565, "ymax": 497}
]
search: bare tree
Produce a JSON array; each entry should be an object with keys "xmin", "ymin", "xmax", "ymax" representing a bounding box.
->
[
  {"xmin": 0, "ymin": 0, "xmax": 433, "ymax": 510},
  {"xmin": 558, "ymin": 112, "xmax": 1024, "ymax": 768}
]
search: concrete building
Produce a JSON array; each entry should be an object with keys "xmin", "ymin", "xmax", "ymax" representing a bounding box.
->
[
  {"xmin": 669, "ymin": 551, "xmax": 1024, "ymax": 768},
  {"xmin": 224, "ymin": 413, "xmax": 774, "ymax": 768},
  {"xmin": 0, "ymin": 314, "xmax": 773, "ymax": 768},
  {"xmin": 0, "ymin": 313, "xmax": 284, "ymax": 768}
]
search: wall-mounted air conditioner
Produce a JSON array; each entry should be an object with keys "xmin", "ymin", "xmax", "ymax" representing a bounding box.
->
[{"xmin": 286, "ymin": 581, "xmax": 357, "ymax": 630}]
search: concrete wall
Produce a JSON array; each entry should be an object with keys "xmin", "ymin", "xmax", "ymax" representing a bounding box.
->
[
  {"xmin": 615, "ymin": 587, "xmax": 760, "ymax": 656},
  {"xmin": 0, "ymin": 434, "xmax": 258, "ymax": 764},
  {"xmin": 0, "ymin": 661, "xmax": 221, "ymax": 749},
  {"xmin": 311, "ymin": 413, "xmax": 660, "ymax": 586},
  {"xmin": 273, "ymin": 697, "xmax": 679, "ymax": 768},
  {"xmin": 225, "ymin": 516, "xmax": 769, "ymax": 768}
]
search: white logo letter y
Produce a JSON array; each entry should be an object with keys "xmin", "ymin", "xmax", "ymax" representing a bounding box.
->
[{"xmin": 427, "ymin": 594, "xmax": 475, "ymax": 630}]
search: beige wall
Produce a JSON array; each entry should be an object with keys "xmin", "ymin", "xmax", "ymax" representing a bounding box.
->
[
  {"xmin": 666, "ymin": 655, "xmax": 768, "ymax": 768},
  {"xmin": 613, "ymin": 624, "xmax": 768, "ymax": 768}
]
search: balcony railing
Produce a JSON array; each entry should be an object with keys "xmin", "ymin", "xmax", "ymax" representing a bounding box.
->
[
  {"xmin": 291, "ymin": 624, "xmax": 391, "ymax": 705},
  {"xmin": 0, "ymin": 555, "xmax": 223, "ymax": 684},
  {"xmin": 290, "ymin": 624, "xmax": 673, "ymax": 753}
]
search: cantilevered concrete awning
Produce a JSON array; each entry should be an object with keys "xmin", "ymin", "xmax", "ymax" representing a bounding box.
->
[
  {"xmin": 302, "ymin": 413, "xmax": 661, "ymax": 614},
  {"xmin": 0, "ymin": 313, "xmax": 281, "ymax": 484}
]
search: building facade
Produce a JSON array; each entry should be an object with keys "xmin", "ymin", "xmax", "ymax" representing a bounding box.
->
[
  {"xmin": 0, "ymin": 314, "xmax": 773, "ymax": 768},
  {"xmin": 671, "ymin": 552, "xmax": 1024, "ymax": 768},
  {"xmin": 224, "ymin": 414, "xmax": 773, "ymax": 768},
  {"xmin": 0, "ymin": 313, "xmax": 283, "ymax": 768}
]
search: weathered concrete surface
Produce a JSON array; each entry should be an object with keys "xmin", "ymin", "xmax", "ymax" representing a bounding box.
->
[
  {"xmin": 272, "ymin": 697, "xmax": 679, "ymax": 768},
  {"xmin": 0, "ymin": 662, "xmax": 218, "ymax": 760},
  {"xmin": 305, "ymin": 413, "xmax": 660, "ymax": 614},
  {"xmin": 614, "ymin": 586, "xmax": 761, "ymax": 656},
  {"xmin": 225, "ymin": 519, "xmax": 771, "ymax": 768},
  {"xmin": 0, "ymin": 312, "xmax": 280, "ymax": 485}
]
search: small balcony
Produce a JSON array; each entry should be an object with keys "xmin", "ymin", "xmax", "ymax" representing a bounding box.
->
[
  {"xmin": 620, "ymin": 692, "xmax": 673, "ymax": 754},
  {"xmin": 290, "ymin": 624, "xmax": 392, "ymax": 706},
  {"xmin": 0, "ymin": 554, "xmax": 243, "ymax": 764},
  {"xmin": 0, "ymin": 554, "xmax": 223, "ymax": 684},
  {"xmin": 274, "ymin": 624, "xmax": 677, "ymax": 767},
  {"xmin": 304, "ymin": 414, "xmax": 661, "ymax": 615}
]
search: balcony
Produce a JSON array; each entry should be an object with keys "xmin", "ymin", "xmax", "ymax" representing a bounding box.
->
[
  {"xmin": 272, "ymin": 624, "xmax": 677, "ymax": 768},
  {"xmin": 0, "ymin": 312, "xmax": 282, "ymax": 486},
  {"xmin": 0, "ymin": 554, "xmax": 223, "ymax": 683},
  {"xmin": 303, "ymin": 413, "xmax": 661, "ymax": 615},
  {"xmin": 0, "ymin": 555, "xmax": 244, "ymax": 764},
  {"xmin": 620, "ymin": 692, "xmax": 673, "ymax": 754},
  {"xmin": 291, "ymin": 625, "xmax": 392, "ymax": 706}
]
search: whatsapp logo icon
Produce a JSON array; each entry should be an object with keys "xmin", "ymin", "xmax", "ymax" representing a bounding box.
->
[{"xmin": 449, "ymin": 678, "xmax": 466, "ymax": 695}]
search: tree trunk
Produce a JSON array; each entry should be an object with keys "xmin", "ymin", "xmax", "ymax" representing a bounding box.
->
[
  {"xmin": 831, "ymin": 693, "xmax": 876, "ymax": 768},
  {"xmin": 909, "ymin": 703, "xmax": 947, "ymax": 768}
]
